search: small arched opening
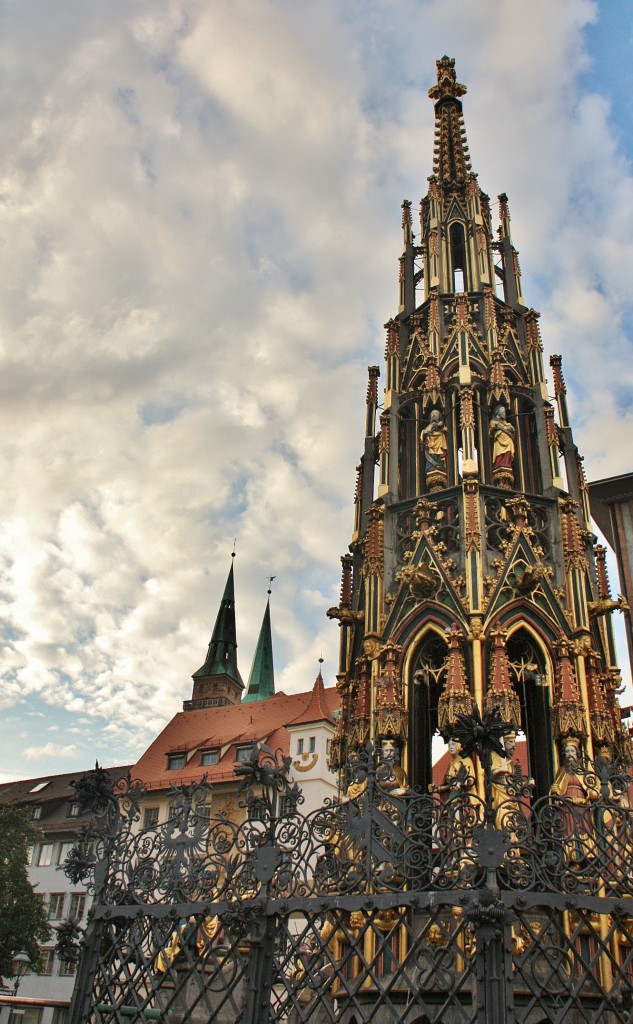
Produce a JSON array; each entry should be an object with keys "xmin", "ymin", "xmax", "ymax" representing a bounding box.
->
[
  {"xmin": 449, "ymin": 221, "xmax": 468, "ymax": 292},
  {"xmin": 506, "ymin": 627, "xmax": 555, "ymax": 799},
  {"xmin": 410, "ymin": 629, "xmax": 449, "ymax": 793}
]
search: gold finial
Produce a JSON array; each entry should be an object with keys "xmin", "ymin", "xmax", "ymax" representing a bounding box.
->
[{"xmin": 428, "ymin": 56, "xmax": 467, "ymax": 102}]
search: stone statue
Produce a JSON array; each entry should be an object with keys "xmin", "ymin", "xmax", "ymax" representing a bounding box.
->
[
  {"xmin": 550, "ymin": 739, "xmax": 599, "ymax": 804},
  {"xmin": 550, "ymin": 737, "xmax": 600, "ymax": 869},
  {"xmin": 491, "ymin": 732, "xmax": 533, "ymax": 833},
  {"xmin": 489, "ymin": 404, "xmax": 516, "ymax": 487},
  {"xmin": 379, "ymin": 739, "xmax": 409, "ymax": 795},
  {"xmin": 154, "ymin": 914, "xmax": 221, "ymax": 973},
  {"xmin": 429, "ymin": 737, "xmax": 476, "ymax": 801},
  {"xmin": 421, "ymin": 409, "xmax": 448, "ymax": 491}
]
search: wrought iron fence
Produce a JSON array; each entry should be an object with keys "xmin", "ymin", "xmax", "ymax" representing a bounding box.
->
[{"xmin": 63, "ymin": 741, "xmax": 633, "ymax": 1024}]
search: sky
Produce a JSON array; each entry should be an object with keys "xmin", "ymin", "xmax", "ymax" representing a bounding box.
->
[{"xmin": 1, "ymin": 0, "xmax": 633, "ymax": 781}]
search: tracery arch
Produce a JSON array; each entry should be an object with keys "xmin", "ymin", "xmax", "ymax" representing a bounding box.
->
[
  {"xmin": 408, "ymin": 627, "xmax": 450, "ymax": 794},
  {"xmin": 504, "ymin": 624, "xmax": 556, "ymax": 798}
]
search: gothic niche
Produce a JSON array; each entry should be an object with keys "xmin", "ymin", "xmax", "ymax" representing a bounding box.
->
[
  {"xmin": 420, "ymin": 408, "xmax": 449, "ymax": 492},
  {"xmin": 411, "ymin": 631, "xmax": 449, "ymax": 793},
  {"xmin": 398, "ymin": 400, "xmax": 421, "ymax": 499},
  {"xmin": 506, "ymin": 630, "xmax": 555, "ymax": 799},
  {"xmin": 489, "ymin": 403, "xmax": 516, "ymax": 489}
]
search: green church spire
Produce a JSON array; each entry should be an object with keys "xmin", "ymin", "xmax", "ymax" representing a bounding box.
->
[
  {"xmin": 243, "ymin": 594, "xmax": 275, "ymax": 703},
  {"xmin": 192, "ymin": 559, "xmax": 243, "ymax": 688}
]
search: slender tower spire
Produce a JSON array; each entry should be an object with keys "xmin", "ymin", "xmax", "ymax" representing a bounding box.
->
[
  {"xmin": 428, "ymin": 55, "xmax": 471, "ymax": 187},
  {"xmin": 243, "ymin": 579, "xmax": 276, "ymax": 703},
  {"xmin": 184, "ymin": 554, "xmax": 244, "ymax": 710}
]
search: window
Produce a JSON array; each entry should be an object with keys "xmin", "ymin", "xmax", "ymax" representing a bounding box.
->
[
  {"xmin": 200, "ymin": 749, "xmax": 219, "ymax": 766},
  {"xmin": 38, "ymin": 949, "xmax": 55, "ymax": 976},
  {"xmin": 37, "ymin": 843, "xmax": 54, "ymax": 867},
  {"xmin": 48, "ymin": 893, "xmax": 65, "ymax": 920},
  {"xmin": 69, "ymin": 893, "xmax": 86, "ymax": 920},
  {"xmin": 29, "ymin": 781, "xmax": 50, "ymax": 793},
  {"xmin": 297, "ymin": 738, "xmax": 304, "ymax": 755},
  {"xmin": 28, "ymin": 805, "xmax": 42, "ymax": 820},
  {"xmin": 67, "ymin": 801, "xmax": 80, "ymax": 818},
  {"xmin": 235, "ymin": 746, "xmax": 253, "ymax": 763},
  {"xmin": 278, "ymin": 796, "xmax": 294, "ymax": 817},
  {"xmin": 52, "ymin": 1010, "xmax": 68, "ymax": 1024},
  {"xmin": 167, "ymin": 753, "xmax": 186, "ymax": 771},
  {"xmin": 143, "ymin": 807, "xmax": 159, "ymax": 828},
  {"xmin": 309, "ymin": 737, "xmax": 316, "ymax": 754},
  {"xmin": 57, "ymin": 842, "xmax": 74, "ymax": 865},
  {"xmin": 9, "ymin": 1010, "xmax": 42, "ymax": 1024},
  {"xmin": 59, "ymin": 961, "xmax": 76, "ymax": 977}
]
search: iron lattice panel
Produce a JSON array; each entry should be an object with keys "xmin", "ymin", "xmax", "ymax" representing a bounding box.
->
[
  {"xmin": 65, "ymin": 749, "xmax": 633, "ymax": 1024},
  {"xmin": 510, "ymin": 900, "xmax": 633, "ymax": 1024}
]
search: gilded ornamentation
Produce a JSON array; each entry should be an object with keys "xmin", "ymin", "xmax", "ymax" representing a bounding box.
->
[
  {"xmin": 588, "ymin": 594, "xmax": 629, "ymax": 618},
  {"xmin": 395, "ymin": 561, "xmax": 440, "ymax": 601},
  {"xmin": 326, "ymin": 606, "xmax": 364, "ymax": 624},
  {"xmin": 514, "ymin": 562, "xmax": 549, "ymax": 596},
  {"xmin": 362, "ymin": 638, "xmax": 383, "ymax": 661}
]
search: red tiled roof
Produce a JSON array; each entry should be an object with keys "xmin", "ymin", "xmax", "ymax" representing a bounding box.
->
[
  {"xmin": 287, "ymin": 671, "xmax": 336, "ymax": 727},
  {"xmin": 133, "ymin": 686, "xmax": 339, "ymax": 789}
]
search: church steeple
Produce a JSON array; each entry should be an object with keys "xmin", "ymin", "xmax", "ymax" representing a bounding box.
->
[
  {"xmin": 184, "ymin": 557, "xmax": 244, "ymax": 711},
  {"xmin": 329, "ymin": 58, "xmax": 630, "ymax": 800},
  {"xmin": 243, "ymin": 594, "xmax": 275, "ymax": 704}
]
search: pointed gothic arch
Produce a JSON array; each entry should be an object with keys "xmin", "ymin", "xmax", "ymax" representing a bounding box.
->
[
  {"xmin": 503, "ymin": 623, "xmax": 556, "ymax": 798},
  {"xmin": 407, "ymin": 626, "xmax": 450, "ymax": 793},
  {"xmin": 449, "ymin": 220, "xmax": 468, "ymax": 291}
]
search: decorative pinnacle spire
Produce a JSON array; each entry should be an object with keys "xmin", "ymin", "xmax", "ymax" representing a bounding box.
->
[
  {"xmin": 193, "ymin": 560, "xmax": 244, "ymax": 688},
  {"xmin": 428, "ymin": 56, "xmax": 472, "ymax": 187},
  {"xmin": 243, "ymin": 582, "xmax": 276, "ymax": 703},
  {"xmin": 428, "ymin": 55, "xmax": 467, "ymax": 102}
]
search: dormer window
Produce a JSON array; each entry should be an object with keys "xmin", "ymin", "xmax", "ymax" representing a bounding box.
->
[
  {"xmin": 67, "ymin": 801, "xmax": 80, "ymax": 818},
  {"xmin": 235, "ymin": 746, "xmax": 253, "ymax": 763},
  {"xmin": 167, "ymin": 753, "xmax": 186, "ymax": 771},
  {"xmin": 201, "ymin": 749, "xmax": 219, "ymax": 767}
]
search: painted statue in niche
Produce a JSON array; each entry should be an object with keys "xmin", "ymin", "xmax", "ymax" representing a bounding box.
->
[
  {"xmin": 421, "ymin": 409, "xmax": 448, "ymax": 492},
  {"xmin": 379, "ymin": 738, "xmax": 409, "ymax": 795},
  {"xmin": 490, "ymin": 404, "xmax": 516, "ymax": 488},
  {"xmin": 491, "ymin": 732, "xmax": 533, "ymax": 840},
  {"xmin": 550, "ymin": 737, "xmax": 600, "ymax": 870},
  {"xmin": 429, "ymin": 736, "xmax": 476, "ymax": 802}
]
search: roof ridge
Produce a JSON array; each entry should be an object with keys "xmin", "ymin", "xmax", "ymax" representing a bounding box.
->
[{"xmin": 286, "ymin": 670, "xmax": 335, "ymax": 726}]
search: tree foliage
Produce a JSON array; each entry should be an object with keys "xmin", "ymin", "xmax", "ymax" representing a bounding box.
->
[{"xmin": 0, "ymin": 804, "xmax": 51, "ymax": 977}]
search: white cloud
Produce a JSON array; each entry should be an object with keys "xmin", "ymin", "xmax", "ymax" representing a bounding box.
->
[
  {"xmin": 23, "ymin": 743, "xmax": 77, "ymax": 761},
  {"xmin": 1, "ymin": 0, "xmax": 631, "ymax": 775}
]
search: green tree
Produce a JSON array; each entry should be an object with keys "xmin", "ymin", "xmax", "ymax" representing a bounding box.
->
[{"xmin": 0, "ymin": 805, "xmax": 51, "ymax": 978}]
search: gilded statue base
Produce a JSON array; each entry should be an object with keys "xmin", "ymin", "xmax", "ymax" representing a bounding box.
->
[
  {"xmin": 426, "ymin": 469, "xmax": 448, "ymax": 492},
  {"xmin": 493, "ymin": 467, "xmax": 514, "ymax": 490}
]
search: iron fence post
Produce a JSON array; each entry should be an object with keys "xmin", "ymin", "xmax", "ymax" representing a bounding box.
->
[
  {"xmin": 242, "ymin": 907, "xmax": 277, "ymax": 1024},
  {"xmin": 67, "ymin": 914, "xmax": 105, "ymax": 1024},
  {"xmin": 465, "ymin": 889, "xmax": 515, "ymax": 1024}
]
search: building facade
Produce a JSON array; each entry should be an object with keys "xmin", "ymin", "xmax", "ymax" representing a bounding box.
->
[{"xmin": 0, "ymin": 766, "xmax": 130, "ymax": 1024}]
